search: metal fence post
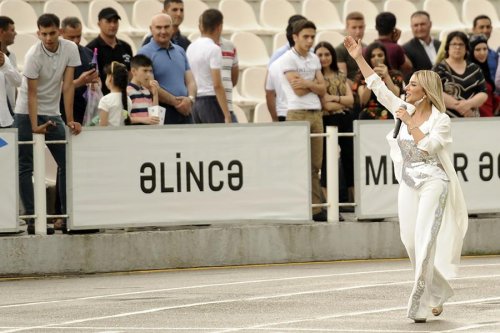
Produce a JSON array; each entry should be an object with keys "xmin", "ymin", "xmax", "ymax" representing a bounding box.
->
[
  {"xmin": 326, "ymin": 126, "xmax": 339, "ymax": 223},
  {"xmin": 33, "ymin": 134, "xmax": 47, "ymax": 235}
]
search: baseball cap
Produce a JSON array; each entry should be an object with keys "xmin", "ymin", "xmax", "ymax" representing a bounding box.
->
[{"xmin": 98, "ymin": 7, "xmax": 121, "ymax": 21}]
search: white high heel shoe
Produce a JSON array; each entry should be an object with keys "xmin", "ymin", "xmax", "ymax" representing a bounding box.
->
[{"xmin": 432, "ymin": 305, "xmax": 443, "ymax": 316}]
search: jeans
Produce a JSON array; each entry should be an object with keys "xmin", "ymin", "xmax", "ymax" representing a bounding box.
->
[{"xmin": 13, "ymin": 114, "xmax": 67, "ymax": 216}]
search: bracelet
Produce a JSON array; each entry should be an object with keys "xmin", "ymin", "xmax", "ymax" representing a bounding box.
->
[{"xmin": 408, "ymin": 124, "xmax": 418, "ymax": 132}]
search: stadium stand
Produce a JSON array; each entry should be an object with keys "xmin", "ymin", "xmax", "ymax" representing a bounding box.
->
[
  {"xmin": 43, "ymin": 0, "xmax": 96, "ymax": 36},
  {"xmin": 343, "ymin": 0, "xmax": 379, "ymax": 31},
  {"xmin": 7, "ymin": 33, "xmax": 38, "ymax": 71},
  {"xmin": 131, "ymin": 0, "xmax": 163, "ymax": 35},
  {"xmin": 182, "ymin": 0, "xmax": 209, "ymax": 35},
  {"xmin": 0, "ymin": 0, "xmax": 38, "ymax": 34},
  {"xmin": 301, "ymin": 0, "xmax": 343, "ymax": 32},
  {"xmin": 240, "ymin": 66, "xmax": 267, "ymax": 104},
  {"xmin": 88, "ymin": 0, "xmax": 142, "ymax": 36},
  {"xmin": 230, "ymin": 31, "xmax": 269, "ymax": 68},
  {"xmin": 272, "ymin": 31, "xmax": 287, "ymax": 53},
  {"xmin": 383, "ymin": 0, "xmax": 417, "ymax": 32},
  {"xmin": 259, "ymin": 0, "xmax": 296, "ymax": 33},
  {"xmin": 233, "ymin": 104, "xmax": 249, "ymax": 123},
  {"xmin": 253, "ymin": 102, "xmax": 273, "ymax": 123},
  {"xmin": 315, "ymin": 30, "xmax": 345, "ymax": 48},
  {"xmin": 462, "ymin": 0, "xmax": 500, "ymax": 30},
  {"xmin": 219, "ymin": 0, "xmax": 266, "ymax": 34},
  {"xmin": 423, "ymin": 0, "xmax": 466, "ymax": 33}
]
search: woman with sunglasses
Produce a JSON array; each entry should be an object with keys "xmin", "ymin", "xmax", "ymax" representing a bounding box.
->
[{"xmin": 344, "ymin": 35, "xmax": 468, "ymax": 324}]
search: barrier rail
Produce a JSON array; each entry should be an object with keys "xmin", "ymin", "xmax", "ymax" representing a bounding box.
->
[{"xmin": 14, "ymin": 125, "xmax": 350, "ymax": 232}]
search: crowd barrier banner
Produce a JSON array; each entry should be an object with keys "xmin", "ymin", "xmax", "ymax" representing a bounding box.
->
[
  {"xmin": 354, "ymin": 118, "xmax": 500, "ymax": 218},
  {"xmin": 0, "ymin": 129, "xmax": 19, "ymax": 232},
  {"xmin": 67, "ymin": 123, "xmax": 311, "ymax": 229}
]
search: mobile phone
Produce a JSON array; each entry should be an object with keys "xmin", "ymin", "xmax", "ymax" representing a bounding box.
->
[{"xmin": 89, "ymin": 62, "xmax": 97, "ymax": 71}]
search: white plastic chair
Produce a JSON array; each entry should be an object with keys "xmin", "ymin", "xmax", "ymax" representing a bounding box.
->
[
  {"xmin": 253, "ymin": 102, "xmax": 273, "ymax": 123},
  {"xmin": 272, "ymin": 31, "xmax": 287, "ymax": 52},
  {"xmin": 383, "ymin": 0, "xmax": 418, "ymax": 31},
  {"xmin": 302, "ymin": 0, "xmax": 343, "ymax": 31},
  {"xmin": 438, "ymin": 28, "xmax": 467, "ymax": 42},
  {"xmin": 132, "ymin": 0, "xmax": 163, "ymax": 34},
  {"xmin": 240, "ymin": 67, "xmax": 267, "ymax": 103},
  {"xmin": 362, "ymin": 28, "xmax": 379, "ymax": 45},
  {"xmin": 183, "ymin": 0, "xmax": 209, "ymax": 35},
  {"xmin": 88, "ymin": 0, "xmax": 142, "ymax": 36},
  {"xmin": 397, "ymin": 29, "xmax": 414, "ymax": 45},
  {"xmin": 233, "ymin": 104, "xmax": 249, "ymax": 123},
  {"xmin": 343, "ymin": 0, "xmax": 379, "ymax": 30},
  {"xmin": 230, "ymin": 32, "xmax": 269, "ymax": 68},
  {"xmin": 462, "ymin": 0, "xmax": 500, "ymax": 29},
  {"xmin": 117, "ymin": 33, "xmax": 137, "ymax": 55},
  {"xmin": 423, "ymin": 0, "xmax": 466, "ymax": 33},
  {"xmin": 315, "ymin": 30, "xmax": 345, "ymax": 47},
  {"xmin": 489, "ymin": 28, "xmax": 500, "ymax": 51},
  {"xmin": 7, "ymin": 33, "xmax": 39, "ymax": 71},
  {"xmin": 44, "ymin": 0, "xmax": 96, "ymax": 36},
  {"xmin": 259, "ymin": 0, "xmax": 296, "ymax": 33},
  {"xmin": 219, "ymin": 0, "xmax": 265, "ymax": 34},
  {"xmin": 0, "ymin": 0, "xmax": 38, "ymax": 34}
]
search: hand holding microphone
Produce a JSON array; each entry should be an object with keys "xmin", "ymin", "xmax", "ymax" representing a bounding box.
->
[{"xmin": 393, "ymin": 104, "xmax": 408, "ymax": 138}]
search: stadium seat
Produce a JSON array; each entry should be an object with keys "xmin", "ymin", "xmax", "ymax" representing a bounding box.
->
[
  {"xmin": 302, "ymin": 0, "xmax": 343, "ymax": 31},
  {"xmin": 438, "ymin": 28, "xmax": 467, "ymax": 42},
  {"xmin": 488, "ymin": 28, "xmax": 500, "ymax": 50},
  {"xmin": 219, "ymin": 0, "xmax": 266, "ymax": 34},
  {"xmin": 462, "ymin": 0, "xmax": 500, "ymax": 30},
  {"xmin": 233, "ymin": 88, "xmax": 258, "ymax": 108},
  {"xmin": 423, "ymin": 0, "xmax": 466, "ymax": 33},
  {"xmin": 88, "ymin": 0, "xmax": 142, "ymax": 36},
  {"xmin": 44, "ymin": 0, "xmax": 96, "ymax": 36},
  {"xmin": 383, "ymin": 0, "xmax": 418, "ymax": 31},
  {"xmin": 0, "ymin": 0, "xmax": 38, "ymax": 34},
  {"xmin": 362, "ymin": 29, "xmax": 379, "ymax": 45},
  {"xmin": 343, "ymin": 0, "xmax": 379, "ymax": 31},
  {"xmin": 259, "ymin": 0, "xmax": 296, "ymax": 33},
  {"xmin": 253, "ymin": 102, "xmax": 273, "ymax": 123},
  {"xmin": 188, "ymin": 31, "xmax": 200, "ymax": 42},
  {"xmin": 230, "ymin": 31, "xmax": 269, "ymax": 68},
  {"xmin": 132, "ymin": 0, "xmax": 163, "ymax": 34},
  {"xmin": 117, "ymin": 33, "xmax": 137, "ymax": 55},
  {"xmin": 397, "ymin": 29, "xmax": 414, "ymax": 45},
  {"xmin": 315, "ymin": 30, "xmax": 345, "ymax": 48},
  {"xmin": 240, "ymin": 67, "xmax": 267, "ymax": 104},
  {"xmin": 183, "ymin": 0, "xmax": 209, "ymax": 35},
  {"xmin": 272, "ymin": 31, "xmax": 288, "ymax": 52},
  {"xmin": 7, "ymin": 33, "xmax": 38, "ymax": 71},
  {"xmin": 233, "ymin": 104, "xmax": 249, "ymax": 123}
]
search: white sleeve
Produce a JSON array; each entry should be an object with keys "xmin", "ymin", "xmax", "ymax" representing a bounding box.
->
[
  {"xmin": 22, "ymin": 44, "xmax": 41, "ymax": 79},
  {"xmin": 365, "ymin": 73, "xmax": 414, "ymax": 122},
  {"xmin": 66, "ymin": 41, "xmax": 82, "ymax": 67},
  {"xmin": 98, "ymin": 95, "xmax": 110, "ymax": 112},
  {"xmin": 209, "ymin": 46, "xmax": 222, "ymax": 69},
  {"xmin": 280, "ymin": 52, "xmax": 296, "ymax": 73},
  {"xmin": 0, "ymin": 54, "xmax": 22, "ymax": 87},
  {"xmin": 417, "ymin": 112, "xmax": 452, "ymax": 154}
]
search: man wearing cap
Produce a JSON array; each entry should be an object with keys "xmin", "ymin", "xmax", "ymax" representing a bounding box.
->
[{"xmin": 86, "ymin": 7, "xmax": 133, "ymax": 95}]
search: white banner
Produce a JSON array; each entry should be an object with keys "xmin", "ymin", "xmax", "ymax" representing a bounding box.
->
[
  {"xmin": 67, "ymin": 123, "xmax": 311, "ymax": 229},
  {"xmin": 0, "ymin": 129, "xmax": 19, "ymax": 232},
  {"xmin": 355, "ymin": 118, "xmax": 500, "ymax": 218}
]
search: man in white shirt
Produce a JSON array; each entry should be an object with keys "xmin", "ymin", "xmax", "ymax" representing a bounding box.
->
[
  {"xmin": 13, "ymin": 14, "xmax": 81, "ymax": 234},
  {"xmin": 281, "ymin": 19, "xmax": 326, "ymax": 221},
  {"xmin": 0, "ymin": 16, "xmax": 21, "ymax": 128},
  {"xmin": 186, "ymin": 9, "xmax": 231, "ymax": 123},
  {"xmin": 265, "ymin": 57, "xmax": 287, "ymax": 121}
]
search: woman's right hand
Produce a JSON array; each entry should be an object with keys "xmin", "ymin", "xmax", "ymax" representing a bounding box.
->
[{"xmin": 344, "ymin": 36, "xmax": 363, "ymax": 60}]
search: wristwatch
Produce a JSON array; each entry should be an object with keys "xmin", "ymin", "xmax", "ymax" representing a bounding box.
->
[{"xmin": 188, "ymin": 95, "xmax": 195, "ymax": 104}]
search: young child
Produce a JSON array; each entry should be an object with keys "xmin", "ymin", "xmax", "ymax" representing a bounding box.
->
[
  {"xmin": 98, "ymin": 61, "xmax": 132, "ymax": 126},
  {"xmin": 127, "ymin": 54, "xmax": 160, "ymax": 125}
]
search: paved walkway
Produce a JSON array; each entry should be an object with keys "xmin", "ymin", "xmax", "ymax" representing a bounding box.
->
[{"xmin": 0, "ymin": 256, "xmax": 499, "ymax": 332}]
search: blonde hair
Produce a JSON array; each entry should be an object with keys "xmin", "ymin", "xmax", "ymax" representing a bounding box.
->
[{"xmin": 412, "ymin": 70, "xmax": 446, "ymax": 113}]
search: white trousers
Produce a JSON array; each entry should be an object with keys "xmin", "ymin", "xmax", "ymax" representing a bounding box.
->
[{"xmin": 398, "ymin": 179, "xmax": 453, "ymax": 320}]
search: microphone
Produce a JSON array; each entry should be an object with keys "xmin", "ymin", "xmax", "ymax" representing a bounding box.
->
[{"xmin": 393, "ymin": 104, "xmax": 407, "ymax": 138}]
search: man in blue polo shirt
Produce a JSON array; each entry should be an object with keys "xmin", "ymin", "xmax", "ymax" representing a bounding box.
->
[{"xmin": 138, "ymin": 13, "xmax": 196, "ymax": 124}]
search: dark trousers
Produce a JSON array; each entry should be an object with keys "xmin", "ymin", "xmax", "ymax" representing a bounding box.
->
[
  {"xmin": 192, "ymin": 96, "xmax": 225, "ymax": 123},
  {"xmin": 14, "ymin": 114, "xmax": 67, "ymax": 216},
  {"xmin": 161, "ymin": 103, "xmax": 193, "ymax": 125}
]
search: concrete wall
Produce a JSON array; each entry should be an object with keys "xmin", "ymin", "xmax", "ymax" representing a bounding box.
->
[{"xmin": 1, "ymin": 218, "xmax": 499, "ymax": 276}]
